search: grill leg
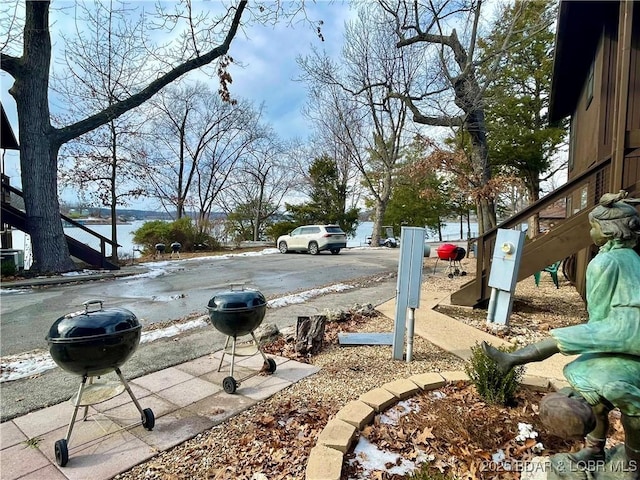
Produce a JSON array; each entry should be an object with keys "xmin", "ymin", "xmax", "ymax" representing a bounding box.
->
[
  {"xmin": 251, "ymin": 332, "xmax": 270, "ymax": 364},
  {"xmin": 115, "ymin": 368, "xmax": 144, "ymax": 415},
  {"xmin": 81, "ymin": 376, "xmax": 94, "ymax": 421},
  {"xmin": 65, "ymin": 375, "xmax": 89, "ymax": 443},
  {"xmin": 217, "ymin": 336, "xmax": 230, "ymax": 372},
  {"xmin": 229, "ymin": 336, "xmax": 237, "ymax": 378}
]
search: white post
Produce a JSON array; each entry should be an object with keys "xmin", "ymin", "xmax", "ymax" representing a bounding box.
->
[{"xmin": 406, "ymin": 308, "xmax": 415, "ymax": 362}]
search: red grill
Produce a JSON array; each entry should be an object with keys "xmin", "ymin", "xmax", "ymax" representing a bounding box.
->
[
  {"xmin": 434, "ymin": 244, "xmax": 467, "ymax": 278},
  {"xmin": 436, "ymin": 243, "xmax": 459, "ymax": 260}
]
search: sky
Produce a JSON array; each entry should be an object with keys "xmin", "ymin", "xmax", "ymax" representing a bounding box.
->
[
  {"xmin": 0, "ymin": 1, "xmax": 354, "ymax": 208},
  {"xmin": 1, "ymin": 1, "xmax": 567, "ymax": 211}
]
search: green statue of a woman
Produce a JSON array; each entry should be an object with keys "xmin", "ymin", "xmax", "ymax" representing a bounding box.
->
[{"xmin": 483, "ymin": 191, "xmax": 640, "ymax": 478}]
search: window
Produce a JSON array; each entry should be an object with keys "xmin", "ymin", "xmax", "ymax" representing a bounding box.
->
[
  {"xmin": 580, "ymin": 186, "xmax": 589, "ymax": 210},
  {"xmin": 586, "ymin": 60, "xmax": 594, "ymax": 108}
]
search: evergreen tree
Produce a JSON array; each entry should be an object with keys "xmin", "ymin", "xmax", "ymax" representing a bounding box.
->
[
  {"xmin": 481, "ymin": 0, "xmax": 568, "ymax": 233},
  {"xmin": 286, "ymin": 156, "xmax": 359, "ymax": 236},
  {"xmin": 384, "ymin": 140, "xmax": 452, "ymax": 238}
]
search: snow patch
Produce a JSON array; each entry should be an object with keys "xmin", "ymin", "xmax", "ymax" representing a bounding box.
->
[{"xmin": 1, "ymin": 281, "xmax": 355, "ymax": 383}]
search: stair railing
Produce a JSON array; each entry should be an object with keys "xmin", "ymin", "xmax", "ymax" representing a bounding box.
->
[
  {"xmin": 1, "ymin": 182, "xmax": 120, "ymax": 261},
  {"xmin": 465, "ymin": 156, "xmax": 614, "ymax": 306}
]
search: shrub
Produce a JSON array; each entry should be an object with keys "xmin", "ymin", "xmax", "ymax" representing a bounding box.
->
[
  {"xmin": 464, "ymin": 342, "xmax": 524, "ymax": 406},
  {"xmin": 132, "ymin": 218, "xmax": 220, "ymax": 254},
  {"xmin": 167, "ymin": 217, "xmax": 197, "ymax": 248},
  {"xmin": 1, "ymin": 260, "xmax": 17, "ymax": 277},
  {"xmin": 265, "ymin": 221, "xmax": 299, "ymax": 243},
  {"xmin": 131, "ymin": 220, "xmax": 171, "ymax": 253}
]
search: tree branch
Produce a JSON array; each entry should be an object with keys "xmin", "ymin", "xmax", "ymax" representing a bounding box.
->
[
  {"xmin": 0, "ymin": 52, "xmax": 22, "ymax": 77},
  {"xmin": 53, "ymin": 0, "xmax": 247, "ymax": 146},
  {"xmin": 389, "ymin": 93, "xmax": 463, "ymax": 127}
]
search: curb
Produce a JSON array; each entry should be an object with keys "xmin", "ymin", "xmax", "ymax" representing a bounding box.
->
[{"xmin": 305, "ymin": 371, "xmax": 553, "ymax": 480}]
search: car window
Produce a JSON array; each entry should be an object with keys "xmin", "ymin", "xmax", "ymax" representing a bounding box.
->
[
  {"xmin": 310, "ymin": 227, "xmax": 321, "ymax": 234},
  {"xmin": 291, "ymin": 227, "xmax": 301, "ymax": 236},
  {"xmin": 325, "ymin": 226, "xmax": 345, "ymax": 234}
]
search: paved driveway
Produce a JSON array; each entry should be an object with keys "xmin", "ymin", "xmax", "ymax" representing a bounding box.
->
[{"xmin": 1, "ymin": 248, "xmax": 399, "ymax": 356}]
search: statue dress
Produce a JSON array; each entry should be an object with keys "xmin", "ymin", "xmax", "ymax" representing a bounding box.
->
[{"xmin": 550, "ymin": 239, "xmax": 640, "ymax": 414}]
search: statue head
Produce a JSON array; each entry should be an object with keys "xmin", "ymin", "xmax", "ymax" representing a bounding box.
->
[{"xmin": 588, "ymin": 191, "xmax": 640, "ymax": 247}]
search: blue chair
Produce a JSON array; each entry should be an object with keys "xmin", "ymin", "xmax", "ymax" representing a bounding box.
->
[{"xmin": 534, "ymin": 260, "xmax": 561, "ymax": 288}]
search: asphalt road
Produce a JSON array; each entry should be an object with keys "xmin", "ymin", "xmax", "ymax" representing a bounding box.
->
[
  {"xmin": 1, "ymin": 248, "xmax": 400, "ymax": 357},
  {"xmin": 0, "ymin": 247, "xmax": 402, "ymax": 420}
]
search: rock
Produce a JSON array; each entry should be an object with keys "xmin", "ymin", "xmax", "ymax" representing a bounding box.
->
[
  {"xmin": 254, "ymin": 323, "xmax": 279, "ymax": 343},
  {"xmin": 539, "ymin": 391, "xmax": 595, "ymax": 439}
]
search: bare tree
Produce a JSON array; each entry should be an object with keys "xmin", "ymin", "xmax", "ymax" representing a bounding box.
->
[
  {"xmin": 1, "ymin": 0, "xmax": 316, "ymax": 273},
  {"xmin": 299, "ymin": 7, "xmax": 419, "ymax": 246},
  {"xmin": 223, "ymin": 135, "xmax": 295, "ymax": 241},
  {"xmin": 142, "ymin": 82, "xmax": 247, "ymax": 220},
  {"xmin": 377, "ymin": 0, "xmax": 529, "ymax": 233},
  {"xmin": 304, "ymin": 88, "xmax": 365, "ymax": 217},
  {"xmin": 192, "ymin": 101, "xmax": 267, "ymax": 234},
  {"xmin": 54, "ymin": 1, "xmax": 149, "ymax": 262}
]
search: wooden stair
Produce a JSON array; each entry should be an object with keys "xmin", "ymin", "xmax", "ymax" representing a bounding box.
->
[
  {"xmin": 1, "ymin": 186, "xmax": 120, "ymax": 271},
  {"xmin": 450, "ymin": 156, "xmax": 639, "ymax": 308},
  {"xmin": 450, "ymin": 209, "xmax": 592, "ymax": 307}
]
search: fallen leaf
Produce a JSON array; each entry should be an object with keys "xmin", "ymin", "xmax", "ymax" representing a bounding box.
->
[{"xmin": 415, "ymin": 426, "xmax": 435, "ymax": 445}]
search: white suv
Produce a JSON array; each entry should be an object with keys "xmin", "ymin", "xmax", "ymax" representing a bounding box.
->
[{"xmin": 277, "ymin": 225, "xmax": 347, "ymax": 255}]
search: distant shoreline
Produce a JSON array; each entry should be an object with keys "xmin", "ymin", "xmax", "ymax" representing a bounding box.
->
[{"xmin": 63, "ymin": 218, "xmax": 132, "ymax": 226}]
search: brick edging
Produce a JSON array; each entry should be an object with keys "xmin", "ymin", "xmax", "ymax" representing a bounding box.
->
[{"xmin": 305, "ymin": 371, "xmax": 566, "ymax": 480}]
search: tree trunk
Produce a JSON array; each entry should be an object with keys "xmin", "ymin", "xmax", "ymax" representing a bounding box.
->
[
  {"xmin": 295, "ymin": 315, "xmax": 326, "ymax": 355},
  {"xmin": 254, "ymin": 181, "xmax": 265, "ymax": 241},
  {"xmin": 527, "ymin": 179, "xmax": 541, "ymax": 237},
  {"xmin": 110, "ymin": 122, "xmax": 119, "ymax": 263},
  {"xmin": 477, "ymin": 198, "xmax": 496, "ymax": 234},
  {"xmin": 12, "ymin": 2, "xmax": 76, "ymax": 273},
  {"xmin": 371, "ymin": 199, "xmax": 388, "ymax": 247},
  {"xmin": 465, "ymin": 109, "xmax": 496, "ymax": 234}
]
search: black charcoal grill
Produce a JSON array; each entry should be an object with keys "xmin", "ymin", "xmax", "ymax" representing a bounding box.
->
[
  {"xmin": 45, "ymin": 300, "xmax": 154, "ymax": 467},
  {"xmin": 154, "ymin": 243, "xmax": 165, "ymax": 259},
  {"xmin": 170, "ymin": 242, "xmax": 182, "ymax": 258},
  {"xmin": 207, "ymin": 285, "xmax": 276, "ymax": 394}
]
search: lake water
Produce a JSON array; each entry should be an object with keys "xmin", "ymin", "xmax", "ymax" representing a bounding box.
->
[{"xmin": 10, "ymin": 219, "xmax": 478, "ymax": 270}]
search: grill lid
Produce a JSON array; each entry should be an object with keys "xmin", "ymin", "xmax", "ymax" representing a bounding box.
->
[
  {"xmin": 207, "ymin": 285, "xmax": 266, "ymax": 312},
  {"xmin": 46, "ymin": 300, "xmax": 140, "ymax": 342}
]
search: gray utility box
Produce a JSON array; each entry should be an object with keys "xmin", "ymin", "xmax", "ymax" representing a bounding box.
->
[
  {"xmin": 486, "ymin": 229, "xmax": 526, "ymax": 325},
  {"xmin": 392, "ymin": 227, "xmax": 426, "ymax": 360}
]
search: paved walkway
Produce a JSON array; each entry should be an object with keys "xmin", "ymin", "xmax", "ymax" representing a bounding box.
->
[
  {"xmin": 1, "ymin": 283, "xmax": 572, "ymax": 480},
  {"xmin": 0, "ymin": 351, "xmax": 319, "ymax": 480}
]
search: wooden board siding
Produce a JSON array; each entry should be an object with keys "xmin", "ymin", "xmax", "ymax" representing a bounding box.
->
[
  {"xmin": 623, "ymin": 153, "xmax": 640, "ymax": 191},
  {"xmin": 628, "ymin": 3, "xmax": 640, "ymax": 131},
  {"xmin": 569, "ymin": 34, "xmax": 611, "ymax": 179},
  {"xmin": 601, "ymin": 22, "xmax": 618, "ymax": 156}
]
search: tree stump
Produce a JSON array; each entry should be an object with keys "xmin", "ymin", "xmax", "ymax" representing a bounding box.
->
[{"xmin": 295, "ymin": 315, "xmax": 326, "ymax": 355}]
